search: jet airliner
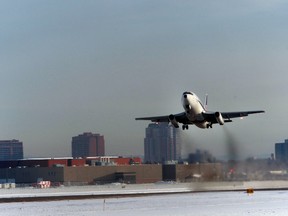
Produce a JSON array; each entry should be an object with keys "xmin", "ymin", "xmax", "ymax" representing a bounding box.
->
[{"xmin": 135, "ymin": 91, "xmax": 264, "ymax": 130}]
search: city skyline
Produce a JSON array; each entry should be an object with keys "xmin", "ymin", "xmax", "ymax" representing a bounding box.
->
[
  {"xmin": 1, "ymin": 1, "xmax": 288, "ymax": 159},
  {"xmin": 1, "ymin": 128, "xmax": 281, "ymax": 161}
]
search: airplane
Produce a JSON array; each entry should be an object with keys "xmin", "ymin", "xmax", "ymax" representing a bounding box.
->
[{"xmin": 135, "ymin": 91, "xmax": 264, "ymax": 130}]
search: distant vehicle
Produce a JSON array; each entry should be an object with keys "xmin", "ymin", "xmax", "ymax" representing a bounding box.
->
[{"xmin": 135, "ymin": 91, "xmax": 264, "ymax": 130}]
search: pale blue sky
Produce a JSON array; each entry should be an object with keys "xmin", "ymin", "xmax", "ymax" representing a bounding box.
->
[{"xmin": 0, "ymin": 1, "xmax": 288, "ymax": 158}]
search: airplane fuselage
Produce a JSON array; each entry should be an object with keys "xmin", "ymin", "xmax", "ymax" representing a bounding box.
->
[{"xmin": 181, "ymin": 91, "xmax": 208, "ymax": 128}]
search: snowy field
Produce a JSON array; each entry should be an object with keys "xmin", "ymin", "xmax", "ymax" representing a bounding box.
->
[{"xmin": 1, "ymin": 190, "xmax": 288, "ymax": 216}]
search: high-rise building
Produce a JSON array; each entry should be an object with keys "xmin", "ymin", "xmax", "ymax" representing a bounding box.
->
[
  {"xmin": 0, "ymin": 140, "xmax": 23, "ymax": 160},
  {"xmin": 72, "ymin": 132, "xmax": 105, "ymax": 158},
  {"xmin": 275, "ymin": 139, "xmax": 288, "ymax": 162},
  {"xmin": 144, "ymin": 123, "xmax": 181, "ymax": 163}
]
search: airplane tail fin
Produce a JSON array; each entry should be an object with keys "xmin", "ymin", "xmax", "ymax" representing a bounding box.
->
[{"xmin": 205, "ymin": 94, "xmax": 208, "ymax": 111}]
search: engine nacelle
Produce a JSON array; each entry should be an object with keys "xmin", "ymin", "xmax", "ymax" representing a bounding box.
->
[
  {"xmin": 215, "ymin": 112, "xmax": 224, "ymax": 125},
  {"xmin": 169, "ymin": 114, "xmax": 179, "ymax": 128}
]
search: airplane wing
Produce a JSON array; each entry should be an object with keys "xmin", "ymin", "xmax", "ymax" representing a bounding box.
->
[
  {"xmin": 221, "ymin": 110, "xmax": 265, "ymax": 118},
  {"xmin": 135, "ymin": 112, "xmax": 190, "ymax": 124},
  {"xmin": 135, "ymin": 115, "xmax": 170, "ymax": 122},
  {"xmin": 203, "ymin": 110, "xmax": 265, "ymax": 124}
]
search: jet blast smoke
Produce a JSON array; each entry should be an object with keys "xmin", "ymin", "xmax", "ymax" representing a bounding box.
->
[
  {"xmin": 222, "ymin": 126, "xmax": 243, "ymax": 176},
  {"xmin": 180, "ymin": 130, "xmax": 196, "ymax": 159},
  {"xmin": 223, "ymin": 126, "xmax": 239, "ymax": 161}
]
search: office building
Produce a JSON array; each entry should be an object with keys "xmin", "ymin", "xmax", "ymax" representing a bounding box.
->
[
  {"xmin": 0, "ymin": 140, "xmax": 23, "ymax": 160},
  {"xmin": 144, "ymin": 123, "xmax": 181, "ymax": 163},
  {"xmin": 72, "ymin": 132, "xmax": 105, "ymax": 158},
  {"xmin": 275, "ymin": 139, "xmax": 288, "ymax": 162}
]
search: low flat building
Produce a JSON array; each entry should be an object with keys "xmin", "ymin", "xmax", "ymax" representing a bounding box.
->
[
  {"xmin": 0, "ymin": 164, "xmax": 162, "ymax": 185},
  {"xmin": 0, "ymin": 158, "xmax": 223, "ymax": 185}
]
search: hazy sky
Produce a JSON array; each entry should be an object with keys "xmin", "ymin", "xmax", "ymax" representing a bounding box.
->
[{"xmin": 1, "ymin": 1, "xmax": 288, "ymax": 159}]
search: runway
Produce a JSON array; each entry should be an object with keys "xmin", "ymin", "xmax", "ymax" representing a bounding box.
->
[
  {"xmin": 1, "ymin": 181, "xmax": 288, "ymax": 203},
  {"xmin": 1, "ymin": 190, "xmax": 288, "ymax": 216}
]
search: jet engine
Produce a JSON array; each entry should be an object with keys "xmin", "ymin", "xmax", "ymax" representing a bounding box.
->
[
  {"xmin": 168, "ymin": 114, "xmax": 179, "ymax": 128},
  {"xmin": 215, "ymin": 112, "xmax": 224, "ymax": 125}
]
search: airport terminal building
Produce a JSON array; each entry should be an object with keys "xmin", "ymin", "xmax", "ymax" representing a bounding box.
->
[{"xmin": 0, "ymin": 157, "xmax": 222, "ymax": 185}]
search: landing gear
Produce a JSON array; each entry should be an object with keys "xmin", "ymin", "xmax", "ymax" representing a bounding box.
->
[
  {"xmin": 182, "ymin": 125, "xmax": 189, "ymax": 130},
  {"xmin": 206, "ymin": 123, "xmax": 213, "ymax": 129}
]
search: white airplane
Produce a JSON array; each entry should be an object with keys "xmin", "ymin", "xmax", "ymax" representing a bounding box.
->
[{"xmin": 135, "ymin": 91, "xmax": 264, "ymax": 130}]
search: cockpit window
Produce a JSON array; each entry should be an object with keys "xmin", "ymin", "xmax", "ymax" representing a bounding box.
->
[{"xmin": 183, "ymin": 92, "xmax": 193, "ymax": 95}]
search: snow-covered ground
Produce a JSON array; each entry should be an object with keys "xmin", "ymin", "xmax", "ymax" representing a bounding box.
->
[{"xmin": 1, "ymin": 190, "xmax": 288, "ymax": 216}]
